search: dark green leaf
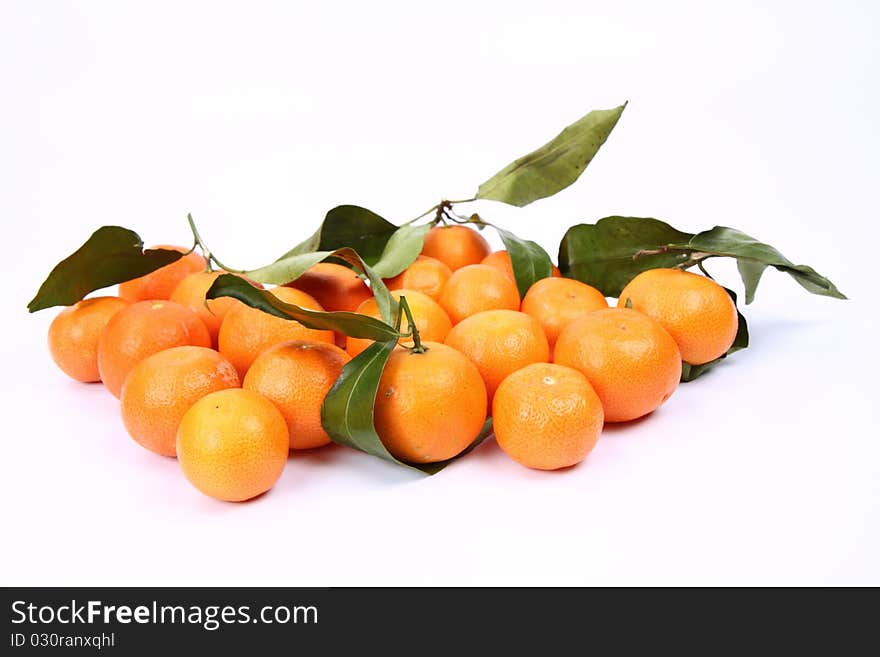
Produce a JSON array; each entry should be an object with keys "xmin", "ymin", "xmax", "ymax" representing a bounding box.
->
[
  {"xmin": 687, "ymin": 226, "xmax": 846, "ymax": 303},
  {"xmin": 321, "ymin": 339, "xmax": 403, "ymax": 463},
  {"xmin": 206, "ymin": 274, "xmax": 398, "ymax": 341},
  {"xmin": 246, "ymin": 247, "xmax": 397, "ymax": 325},
  {"xmin": 370, "ymin": 223, "xmax": 431, "ymax": 279},
  {"xmin": 28, "ymin": 226, "xmax": 185, "ymax": 312},
  {"xmin": 558, "ymin": 217, "xmax": 694, "ymax": 296},
  {"xmin": 680, "ymin": 288, "xmax": 750, "ymax": 382},
  {"xmin": 476, "ymin": 103, "xmax": 627, "ymax": 207},
  {"xmin": 494, "ymin": 225, "xmax": 555, "ymax": 298},
  {"xmin": 558, "ymin": 218, "xmax": 845, "ymax": 304},
  {"xmin": 273, "ymin": 205, "xmax": 397, "ymax": 266}
]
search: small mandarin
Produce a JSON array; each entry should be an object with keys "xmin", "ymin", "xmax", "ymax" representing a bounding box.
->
[
  {"xmin": 420, "ymin": 225, "xmax": 491, "ymax": 272},
  {"xmin": 384, "ymin": 255, "xmax": 452, "ymax": 301},
  {"xmin": 177, "ymin": 388, "xmax": 289, "ymax": 502},
  {"xmin": 47, "ymin": 296, "xmax": 130, "ymax": 382},
  {"xmin": 243, "ymin": 340, "xmax": 351, "ymax": 450},
  {"xmin": 521, "ymin": 277, "xmax": 609, "ymax": 349},
  {"xmin": 118, "ymin": 246, "xmax": 206, "ymax": 302},
  {"xmin": 493, "ymin": 363, "xmax": 604, "ymax": 470},
  {"xmin": 218, "ymin": 286, "xmax": 335, "ymax": 379},
  {"xmin": 97, "ymin": 300, "xmax": 212, "ymax": 398},
  {"xmin": 445, "ymin": 309, "xmax": 550, "ymax": 404},
  {"xmin": 439, "ymin": 264, "xmax": 521, "ymax": 324},
  {"xmin": 169, "ymin": 270, "xmax": 254, "ymax": 347},
  {"xmin": 346, "ymin": 289, "xmax": 452, "ymax": 358},
  {"xmin": 286, "ymin": 262, "xmax": 372, "ymax": 313},
  {"xmin": 481, "ymin": 250, "xmax": 561, "ymax": 282},
  {"xmin": 120, "ymin": 346, "xmax": 240, "ymax": 457}
]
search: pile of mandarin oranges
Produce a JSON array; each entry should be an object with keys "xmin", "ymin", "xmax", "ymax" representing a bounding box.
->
[{"xmin": 46, "ymin": 224, "xmax": 738, "ymax": 502}]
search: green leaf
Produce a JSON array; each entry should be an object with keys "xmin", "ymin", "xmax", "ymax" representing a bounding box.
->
[
  {"xmin": 205, "ymin": 274, "xmax": 398, "ymax": 341},
  {"xmin": 680, "ymin": 288, "xmax": 750, "ymax": 382},
  {"xmin": 28, "ymin": 226, "xmax": 185, "ymax": 312},
  {"xmin": 245, "ymin": 246, "xmax": 397, "ymax": 325},
  {"xmin": 370, "ymin": 223, "xmax": 431, "ymax": 279},
  {"xmin": 558, "ymin": 218, "xmax": 845, "ymax": 304},
  {"xmin": 687, "ymin": 226, "xmax": 846, "ymax": 304},
  {"xmin": 476, "ymin": 103, "xmax": 627, "ymax": 207},
  {"xmin": 273, "ymin": 205, "xmax": 398, "ymax": 266},
  {"xmin": 321, "ymin": 339, "xmax": 403, "ymax": 462},
  {"xmin": 558, "ymin": 217, "xmax": 694, "ymax": 296},
  {"xmin": 247, "ymin": 250, "xmax": 333, "ymax": 287},
  {"xmin": 736, "ymin": 260, "xmax": 768, "ymax": 305},
  {"xmin": 494, "ymin": 225, "xmax": 554, "ymax": 298}
]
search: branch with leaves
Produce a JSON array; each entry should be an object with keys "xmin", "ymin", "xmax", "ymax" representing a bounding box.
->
[{"xmin": 28, "ymin": 102, "xmax": 844, "ymax": 472}]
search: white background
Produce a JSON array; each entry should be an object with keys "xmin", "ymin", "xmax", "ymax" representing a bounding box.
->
[{"xmin": 2, "ymin": 1, "xmax": 878, "ymax": 585}]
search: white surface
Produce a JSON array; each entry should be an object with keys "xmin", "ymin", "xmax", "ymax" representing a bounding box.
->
[{"xmin": 2, "ymin": 1, "xmax": 878, "ymax": 586}]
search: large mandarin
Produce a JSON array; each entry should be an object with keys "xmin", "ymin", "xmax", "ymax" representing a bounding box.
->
[
  {"xmin": 554, "ymin": 307, "xmax": 682, "ymax": 422},
  {"xmin": 374, "ymin": 342, "xmax": 488, "ymax": 464},
  {"xmin": 445, "ymin": 309, "xmax": 550, "ymax": 404},
  {"xmin": 618, "ymin": 268, "xmax": 739, "ymax": 365}
]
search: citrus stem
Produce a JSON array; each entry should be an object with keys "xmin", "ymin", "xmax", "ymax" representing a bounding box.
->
[
  {"xmin": 407, "ymin": 202, "xmax": 443, "ymax": 226},
  {"xmin": 186, "ymin": 213, "xmax": 246, "ymax": 274},
  {"xmin": 398, "ymin": 296, "xmax": 426, "ymax": 353},
  {"xmin": 415, "ymin": 198, "xmax": 479, "ymax": 227}
]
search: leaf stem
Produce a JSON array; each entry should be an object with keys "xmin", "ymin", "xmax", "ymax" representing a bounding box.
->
[
  {"xmin": 406, "ymin": 203, "xmax": 442, "ymax": 226},
  {"xmin": 186, "ymin": 213, "xmax": 246, "ymax": 274},
  {"xmin": 398, "ymin": 296, "xmax": 426, "ymax": 353}
]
